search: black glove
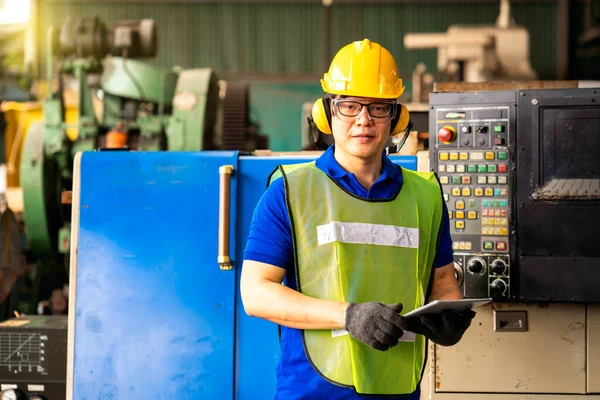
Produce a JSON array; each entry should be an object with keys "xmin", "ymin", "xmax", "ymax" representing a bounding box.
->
[
  {"xmin": 344, "ymin": 302, "xmax": 405, "ymax": 351},
  {"xmin": 401, "ymin": 309, "xmax": 476, "ymax": 347}
]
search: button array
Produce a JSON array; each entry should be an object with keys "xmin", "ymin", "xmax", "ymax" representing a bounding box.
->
[
  {"xmin": 439, "ymin": 149, "xmax": 511, "ymax": 251},
  {"xmin": 446, "ymin": 186, "xmax": 507, "ymax": 197},
  {"xmin": 439, "ymin": 151, "xmax": 507, "ymax": 162},
  {"xmin": 483, "ymin": 240, "xmax": 507, "ymax": 251},
  {"xmin": 452, "ymin": 241, "xmax": 473, "ymax": 250}
]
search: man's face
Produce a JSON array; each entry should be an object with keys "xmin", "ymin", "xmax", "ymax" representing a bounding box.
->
[{"xmin": 330, "ymin": 96, "xmax": 393, "ymax": 162}]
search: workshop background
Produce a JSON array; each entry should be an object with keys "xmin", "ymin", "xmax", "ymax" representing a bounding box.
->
[
  {"xmin": 4, "ymin": 0, "xmax": 600, "ymax": 153},
  {"xmin": 0, "ymin": 1, "xmax": 599, "ymax": 399}
]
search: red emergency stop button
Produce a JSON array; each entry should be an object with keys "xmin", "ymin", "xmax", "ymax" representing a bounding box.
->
[{"xmin": 438, "ymin": 125, "xmax": 456, "ymax": 144}]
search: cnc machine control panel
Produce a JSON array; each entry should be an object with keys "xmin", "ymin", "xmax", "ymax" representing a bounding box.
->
[{"xmin": 430, "ymin": 92, "xmax": 516, "ymax": 300}]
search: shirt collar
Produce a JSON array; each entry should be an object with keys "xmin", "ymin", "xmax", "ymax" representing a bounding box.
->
[{"xmin": 315, "ymin": 145, "xmax": 403, "ymax": 184}]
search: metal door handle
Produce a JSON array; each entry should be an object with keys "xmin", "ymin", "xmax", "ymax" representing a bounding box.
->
[
  {"xmin": 218, "ymin": 165, "xmax": 234, "ymax": 270},
  {"xmin": 494, "ymin": 310, "xmax": 528, "ymax": 332}
]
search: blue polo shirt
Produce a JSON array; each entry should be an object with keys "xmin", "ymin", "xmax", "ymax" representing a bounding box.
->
[{"xmin": 244, "ymin": 146, "xmax": 453, "ymax": 400}]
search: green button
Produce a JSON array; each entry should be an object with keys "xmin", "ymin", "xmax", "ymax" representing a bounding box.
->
[
  {"xmin": 478, "ymin": 165, "xmax": 487, "ymax": 173},
  {"xmin": 494, "ymin": 125, "xmax": 505, "ymax": 133},
  {"xmin": 497, "ymin": 151, "xmax": 507, "ymax": 160},
  {"xmin": 467, "ymin": 165, "xmax": 477, "ymax": 173},
  {"xmin": 468, "ymin": 199, "xmax": 477, "ymax": 208},
  {"xmin": 451, "ymin": 176, "xmax": 461, "ymax": 185},
  {"xmin": 488, "ymin": 165, "xmax": 497, "ymax": 173},
  {"xmin": 483, "ymin": 241, "xmax": 494, "ymax": 250}
]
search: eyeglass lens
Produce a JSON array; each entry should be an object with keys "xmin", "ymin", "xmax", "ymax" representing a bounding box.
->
[{"xmin": 335, "ymin": 101, "xmax": 393, "ymax": 118}]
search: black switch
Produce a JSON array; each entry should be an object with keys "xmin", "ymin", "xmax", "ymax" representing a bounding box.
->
[{"xmin": 476, "ymin": 125, "xmax": 488, "ymax": 133}]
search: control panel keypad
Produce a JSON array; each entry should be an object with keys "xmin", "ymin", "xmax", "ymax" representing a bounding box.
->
[
  {"xmin": 438, "ymin": 149, "xmax": 510, "ymax": 253},
  {"xmin": 434, "ymin": 105, "xmax": 512, "ymax": 299}
]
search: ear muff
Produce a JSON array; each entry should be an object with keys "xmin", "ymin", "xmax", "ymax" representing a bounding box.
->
[
  {"xmin": 311, "ymin": 97, "xmax": 333, "ymax": 134},
  {"xmin": 390, "ymin": 103, "xmax": 410, "ymax": 136}
]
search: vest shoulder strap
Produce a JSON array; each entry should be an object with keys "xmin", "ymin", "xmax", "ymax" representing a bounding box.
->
[{"xmin": 266, "ymin": 161, "xmax": 315, "ymax": 187}]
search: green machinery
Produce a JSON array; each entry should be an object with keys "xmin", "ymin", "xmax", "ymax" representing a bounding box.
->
[{"xmin": 19, "ymin": 16, "xmax": 266, "ymax": 273}]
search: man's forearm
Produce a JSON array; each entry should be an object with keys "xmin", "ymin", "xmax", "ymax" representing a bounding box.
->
[
  {"xmin": 427, "ymin": 263, "xmax": 463, "ymax": 301},
  {"xmin": 242, "ymin": 274, "xmax": 348, "ymax": 330}
]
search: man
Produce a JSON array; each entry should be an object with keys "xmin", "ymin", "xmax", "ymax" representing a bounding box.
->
[{"xmin": 240, "ymin": 39, "xmax": 475, "ymax": 399}]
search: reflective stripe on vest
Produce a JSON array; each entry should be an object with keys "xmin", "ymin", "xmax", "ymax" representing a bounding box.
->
[{"xmin": 276, "ymin": 162, "xmax": 443, "ymax": 396}]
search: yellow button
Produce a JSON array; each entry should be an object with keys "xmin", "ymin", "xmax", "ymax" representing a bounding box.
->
[
  {"xmin": 440, "ymin": 176, "xmax": 449, "ymax": 184},
  {"xmin": 474, "ymin": 188, "xmax": 484, "ymax": 197},
  {"xmin": 455, "ymin": 221, "xmax": 465, "ymax": 229},
  {"xmin": 439, "ymin": 152, "xmax": 449, "ymax": 161},
  {"xmin": 455, "ymin": 200, "xmax": 465, "ymax": 210},
  {"xmin": 465, "ymin": 242, "xmax": 472, "ymax": 250},
  {"xmin": 500, "ymin": 228, "xmax": 508, "ymax": 235},
  {"xmin": 450, "ymin": 152, "xmax": 459, "ymax": 161},
  {"xmin": 462, "ymin": 176, "xmax": 471, "ymax": 184},
  {"xmin": 485, "ymin": 188, "xmax": 494, "ymax": 196},
  {"xmin": 494, "ymin": 228, "xmax": 502, "ymax": 235},
  {"xmin": 458, "ymin": 242, "xmax": 466, "ymax": 250},
  {"xmin": 482, "ymin": 217, "xmax": 489, "ymax": 225},
  {"xmin": 485, "ymin": 152, "xmax": 495, "ymax": 160},
  {"xmin": 448, "ymin": 211, "xmax": 453, "ymax": 219},
  {"xmin": 461, "ymin": 188, "xmax": 471, "ymax": 197},
  {"xmin": 495, "ymin": 218, "xmax": 502, "ymax": 226},
  {"xmin": 467, "ymin": 211, "xmax": 477, "ymax": 219},
  {"xmin": 459, "ymin": 152, "xmax": 469, "ymax": 160},
  {"xmin": 500, "ymin": 218, "xmax": 508, "ymax": 226},
  {"xmin": 456, "ymin": 211, "xmax": 465, "ymax": 219},
  {"xmin": 481, "ymin": 227, "xmax": 489, "ymax": 235},
  {"xmin": 451, "ymin": 187, "xmax": 461, "ymax": 196}
]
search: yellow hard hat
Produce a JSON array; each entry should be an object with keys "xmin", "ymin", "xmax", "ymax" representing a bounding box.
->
[{"xmin": 321, "ymin": 38, "xmax": 404, "ymax": 99}]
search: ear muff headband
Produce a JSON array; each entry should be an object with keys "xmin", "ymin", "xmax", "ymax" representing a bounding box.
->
[{"xmin": 311, "ymin": 97, "xmax": 411, "ymax": 136}]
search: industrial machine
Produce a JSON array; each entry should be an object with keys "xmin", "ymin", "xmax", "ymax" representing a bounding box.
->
[
  {"xmin": 19, "ymin": 16, "xmax": 266, "ymax": 275},
  {"xmin": 65, "ymin": 150, "xmax": 418, "ymax": 399},
  {"xmin": 404, "ymin": 0, "xmax": 537, "ymax": 104},
  {"xmin": 424, "ymin": 86, "xmax": 600, "ymax": 399},
  {"xmin": 0, "ymin": 315, "xmax": 67, "ymax": 400},
  {"xmin": 429, "ymin": 87, "xmax": 599, "ymax": 302}
]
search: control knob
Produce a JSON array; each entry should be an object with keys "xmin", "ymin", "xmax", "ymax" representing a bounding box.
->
[
  {"xmin": 1, "ymin": 389, "xmax": 25, "ymax": 400},
  {"xmin": 490, "ymin": 259, "xmax": 507, "ymax": 275},
  {"xmin": 438, "ymin": 125, "xmax": 456, "ymax": 144},
  {"xmin": 467, "ymin": 257, "xmax": 486, "ymax": 275},
  {"xmin": 490, "ymin": 279, "xmax": 507, "ymax": 297}
]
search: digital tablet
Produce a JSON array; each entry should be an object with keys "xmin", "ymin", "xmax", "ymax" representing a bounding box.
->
[{"xmin": 402, "ymin": 298, "xmax": 492, "ymax": 318}]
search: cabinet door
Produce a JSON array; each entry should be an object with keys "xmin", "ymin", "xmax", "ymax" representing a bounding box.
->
[
  {"xmin": 68, "ymin": 151, "xmax": 239, "ymax": 400},
  {"xmin": 434, "ymin": 303, "xmax": 586, "ymax": 394}
]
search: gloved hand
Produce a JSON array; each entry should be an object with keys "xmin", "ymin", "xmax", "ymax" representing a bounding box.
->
[
  {"xmin": 401, "ymin": 309, "xmax": 476, "ymax": 347},
  {"xmin": 344, "ymin": 302, "xmax": 405, "ymax": 351}
]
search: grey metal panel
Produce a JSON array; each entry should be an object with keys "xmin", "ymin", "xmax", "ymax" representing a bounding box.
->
[
  {"xmin": 589, "ymin": 304, "xmax": 600, "ymax": 393},
  {"xmin": 433, "ymin": 303, "xmax": 586, "ymax": 394}
]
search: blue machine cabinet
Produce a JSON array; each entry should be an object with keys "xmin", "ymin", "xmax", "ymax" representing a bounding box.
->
[{"xmin": 67, "ymin": 150, "xmax": 418, "ymax": 399}]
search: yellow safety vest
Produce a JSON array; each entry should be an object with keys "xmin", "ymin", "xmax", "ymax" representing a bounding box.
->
[{"xmin": 270, "ymin": 162, "xmax": 443, "ymax": 395}]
